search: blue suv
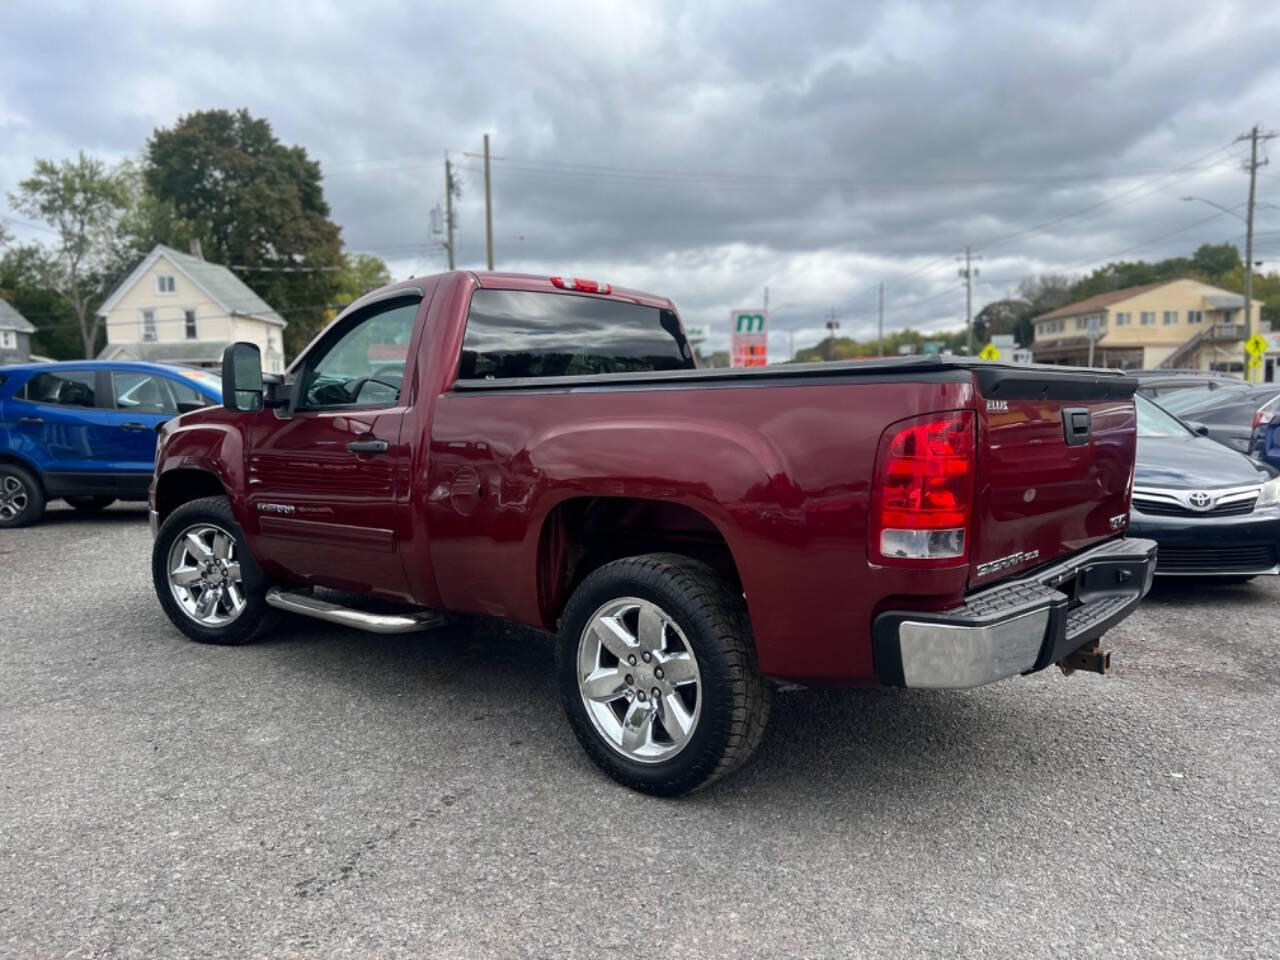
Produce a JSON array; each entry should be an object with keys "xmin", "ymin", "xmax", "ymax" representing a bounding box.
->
[{"xmin": 0, "ymin": 361, "xmax": 222, "ymax": 527}]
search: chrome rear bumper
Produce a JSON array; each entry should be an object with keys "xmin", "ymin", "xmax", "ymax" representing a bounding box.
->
[{"xmin": 873, "ymin": 537, "xmax": 1157, "ymax": 689}]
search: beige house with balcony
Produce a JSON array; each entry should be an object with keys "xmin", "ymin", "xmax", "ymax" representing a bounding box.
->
[
  {"xmin": 96, "ymin": 244, "xmax": 287, "ymax": 373},
  {"xmin": 1031, "ymin": 278, "xmax": 1264, "ymax": 372}
]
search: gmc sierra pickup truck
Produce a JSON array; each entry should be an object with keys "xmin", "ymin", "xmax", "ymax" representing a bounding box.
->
[{"xmin": 150, "ymin": 270, "xmax": 1156, "ymax": 795}]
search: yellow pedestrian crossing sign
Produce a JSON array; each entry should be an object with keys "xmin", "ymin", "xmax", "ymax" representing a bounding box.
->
[
  {"xmin": 979, "ymin": 343, "xmax": 1000, "ymax": 361},
  {"xmin": 1246, "ymin": 333, "xmax": 1269, "ymax": 359}
]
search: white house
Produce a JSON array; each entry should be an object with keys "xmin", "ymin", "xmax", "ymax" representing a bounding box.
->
[
  {"xmin": 0, "ymin": 298, "xmax": 36, "ymax": 365},
  {"xmin": 97, "ymin": 244, "xmax": 286, "ymax": 373}
]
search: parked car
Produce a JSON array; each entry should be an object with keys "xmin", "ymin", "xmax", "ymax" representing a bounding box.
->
[
  {"xmin": 1249, "ymin": 396, "xmax": 1280, "ymax": 459},
  {"xmin": 1129, "ymin": 394, "xmax": 1280, "ymax": 579},
  {"xmin": 1161, "ymin": 384, "xmax": 1280, "ymax": 453},
  {"xmin": 0, "ymin": 360, "xmax": 221, "ymax": 527},
  {"xmin": 1132, "ymin": 369, "xmax": 1241, "ymax": 398},
  {"xmin": 148, "ymin": 271, "xmax": 1156, "ymax": 795}
]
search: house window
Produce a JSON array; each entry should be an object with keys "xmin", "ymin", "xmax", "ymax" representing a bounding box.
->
[
  {"xmin": 1188, "ymin": 310, "xmax": 1203, "ymax": 324},
  {"xmin": 1075, "ymin": 317, "xmax": 1087, "ymax": 330},
  {"xmin": 156, "ymin": 275, "xmax": 176, "ymax": 294},
  {"xmin": 1163, "ymin": 311, "xmax": 1178, "ymax": 325},
  {"xmin": 1116, "ymin": 312, "xmax": 1131, "ymax": 326},
  {"xmin": 184, "ymin": 309, "xmax": 198, "ymax": 340},
  {"xmin": 0, "ymin": 330, "xmax": 14, "ymax": 349},
  {"xmin": 1140, "ymin": 311, "xmax": 1155, "ymax": 326},
  {"xmin": 141, "ymin": 309, "xmax": 157, "ymax": 342}
]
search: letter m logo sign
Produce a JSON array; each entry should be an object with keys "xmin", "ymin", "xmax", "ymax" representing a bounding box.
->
[{"xmin": 735, "ymin": 313, "xmax": 765, "ymax": 333}]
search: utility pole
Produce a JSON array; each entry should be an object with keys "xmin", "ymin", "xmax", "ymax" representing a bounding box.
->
[
  {"xmin": 443, "ymin": 153, "xmax": 457, "ymax": 270},
  {"xmin": 877, "ymin": 283, "xmax": 884, "ymax": 357},
  {"xmin": 825, "ymin": 307, "xmax": 839, "ymax": 362},
  {"xmin": 1236, "ymin": 124, "xmax": 1276, "ymax": 382},
  {"xmin": 483, "ymin": 133, "xmax": 495, "ymax": 271},
  {"xmin": 957, "ymin": 246, "xmax": 982, "ymax": 355}
]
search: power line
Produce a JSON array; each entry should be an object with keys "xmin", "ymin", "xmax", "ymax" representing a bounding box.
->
[{"xmin": 463, "ymin": 150, "xmax": 1239, "ymax": 189}]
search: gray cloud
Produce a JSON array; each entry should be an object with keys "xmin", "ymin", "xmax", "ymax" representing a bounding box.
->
[{"xmin": 2, "ymin": 0, "xmax": 1279, "ymax": 355}]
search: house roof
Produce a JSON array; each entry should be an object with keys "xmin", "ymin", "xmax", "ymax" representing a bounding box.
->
[
  {"xmin": 96, "ymin": 244, "xmax": 287, "ymax": 328},
  {"xmin": 0, "ymin": 297, "xmax": 36, "ymax": 333},
  {"xmin": 1204, "ymin": 294, "xmax": 1246, "ymax": 309},
  {"xmin": 1035, "ymin": 281, "xmax": 1175, "ymax": 321},
  {"xmin": 98, "ymin": 340, "xmax": 232, "ymax": 364}
]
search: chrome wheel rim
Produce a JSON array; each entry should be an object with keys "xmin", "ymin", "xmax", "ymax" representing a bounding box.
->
[
  {"xmin": 0, "ymin": 474, "xmax": 29, "ymax": 520},
  {"xmin": 167, "ymin": 523, "xmax": 246, "ymax": 627},
  {"xmin": 577, "ymin": 597, "xmax": 702, "ymax": 764}
]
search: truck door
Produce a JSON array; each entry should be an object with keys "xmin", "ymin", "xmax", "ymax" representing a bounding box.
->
[{"xmin": 245, "ymin": 294, "xmax": 423, "ymax": 600}]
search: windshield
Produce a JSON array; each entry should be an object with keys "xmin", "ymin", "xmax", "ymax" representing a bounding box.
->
[
  {"xmin": 1136, "ymin": 395, "xmax": 1194, "ymax": 438},
  {"xmin": 178, "ymin": 369, "xmax": 223, "ymax": 396},
  {"xmin": 1157, "ymin": 385, "xmax": 1245, "ymax": 414}
]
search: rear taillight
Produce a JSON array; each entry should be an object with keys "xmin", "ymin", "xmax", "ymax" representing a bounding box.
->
[
  {"xmin": 871, "ymin": 410, "xmax": 975, "ymax": 565},
  {"xmin": 1253, "ymin": 406, "xmax": 1271, "ymax": 430}
]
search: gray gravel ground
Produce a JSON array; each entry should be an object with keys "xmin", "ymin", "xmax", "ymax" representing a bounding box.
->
[{"xmin": 1, "ymin": 502, "xmax": 1278, "ymax": 959}]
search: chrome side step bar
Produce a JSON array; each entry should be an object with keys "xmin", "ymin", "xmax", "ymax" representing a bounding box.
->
[{"xmin": 265, "ymin": 587, "xmax": 446, "ymax": 634}]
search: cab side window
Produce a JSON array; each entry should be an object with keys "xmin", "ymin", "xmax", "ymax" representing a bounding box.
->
[
  {"xmin": 111, "ymin": 371, "xmax": 177, "ymax": 415},
  {"xmin": 299, "ymin": 299, "xmax": 419, "ymax": 409},
  {"xmin": 22, "ymin": 370, "xmax": 97, "ymax": 408}
]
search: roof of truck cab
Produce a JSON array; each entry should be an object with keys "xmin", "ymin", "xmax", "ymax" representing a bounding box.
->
[{"xmin": 470, "ymin": 271, "xmax": 674, "ymax": 309}]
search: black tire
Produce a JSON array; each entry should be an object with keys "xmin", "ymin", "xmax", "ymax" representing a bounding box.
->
[
  {"xmin": 152, "ymin": 495, "xmax": 275, "ymax": 645},
  {"xmin": 556, "ymin": 553, "xmax": 771, "ymax": 796},
  {"xmin": 0, "ymin": 462, "xmax": 46, "ymax": 528},
  {"xmin": 65, "ymin": 496, "xmax": 115, "ymax": 514}
]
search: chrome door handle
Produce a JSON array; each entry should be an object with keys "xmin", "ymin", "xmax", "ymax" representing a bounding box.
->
[
  {"xmin": 19, "ymin": 416, "xmax": 44, "ymax": 425},
  {"xmin": 120, "ymin": 422, "xmax": 148, "ymax": 431},
  {"xmin": 346, "ymin": 439, "xmax": 389, "ymax": 454}
]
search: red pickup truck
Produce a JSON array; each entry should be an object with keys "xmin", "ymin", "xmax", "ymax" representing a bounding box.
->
[{"xmin": 150, "ymin": 271, "xmax": 1156, "ymax": 794}]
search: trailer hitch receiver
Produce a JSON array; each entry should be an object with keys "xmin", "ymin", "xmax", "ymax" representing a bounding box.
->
[{"xmin": 1057, "ymin": 640, "xmax": 1111, "ymax": 677}]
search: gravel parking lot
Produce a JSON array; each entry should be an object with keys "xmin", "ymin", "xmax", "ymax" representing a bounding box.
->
[{"xmin": 2, "ymin": 503, "xmax": 1278, "ymax": 959}]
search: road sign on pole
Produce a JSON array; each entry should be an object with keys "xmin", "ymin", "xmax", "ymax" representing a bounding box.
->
[
  {"xmin": 1246, "ymin": 333, "xmax": 1268, "ymax": 360},
  {"xmin": 979, "ymin": 343, "xmax": 1000, "ymax": 361},
  {"xmin": 731, "ymin": 309, "xmax": 767, "ymax": 367}
]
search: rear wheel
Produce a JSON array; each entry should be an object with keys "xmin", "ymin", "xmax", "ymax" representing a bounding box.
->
[
  {"xmin": 556, "ymin": 553, "xmax": 771, "ymax": 796},
  {"xmin": 0, "ymin": 463, "xmax": 46, "ymax": 528},
  {"xmin": 65, "ymin": 496, "xmax": 115, "ymax": 514},
  {"xmin": 152, "ymin": 495, "xmax": 275, "ymax": 645}
]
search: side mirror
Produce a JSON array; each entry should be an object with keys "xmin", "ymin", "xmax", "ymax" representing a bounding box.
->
[
  {"xmin": 222, "ymin": 342, "xmax": 264, "ymax": 413},
  {"xmin": 1185, "ymin": 420, "xmax": 1210, "ymax": 437}
]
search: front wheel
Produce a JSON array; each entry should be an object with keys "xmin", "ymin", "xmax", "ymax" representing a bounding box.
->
[
  {"xmin": 556, "ymin": 553, "xmax": 771, "ymax": 796},
  {"xmin": 152, "ymin": 495, "xmax": 275, "ymax": 645}
]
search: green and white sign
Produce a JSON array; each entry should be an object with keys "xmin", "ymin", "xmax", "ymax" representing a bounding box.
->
[{"xmin": 730, "ymin": 309, "xmax": 768, "ymax": 367}]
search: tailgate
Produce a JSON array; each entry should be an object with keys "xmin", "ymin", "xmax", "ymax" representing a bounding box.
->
[{"xmin": 969, "ymin": 366, "xmax": 1138, "ymax": 588}]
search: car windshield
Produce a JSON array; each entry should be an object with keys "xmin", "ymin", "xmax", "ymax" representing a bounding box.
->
[
  {"xmin": 1136, "ymin": 395, "xmax": 1194, "ymax": 438},
  {"xmin": 1157, "ymin": 385, "xmax": 1246, "ymax": 414},
  {"xmin": 179, "ymin": 369, "xmax": 223, "ymax": 395}
]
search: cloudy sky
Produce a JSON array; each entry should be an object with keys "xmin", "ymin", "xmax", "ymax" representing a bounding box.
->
[{"xmin": 3, "ymin": 0, "xmax": 1280, "ymax": 356}]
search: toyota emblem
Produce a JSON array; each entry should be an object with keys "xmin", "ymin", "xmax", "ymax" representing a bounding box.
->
[{"xmin": 1187, "ymin": 491, "xmax": 1213, "ymax": 510}]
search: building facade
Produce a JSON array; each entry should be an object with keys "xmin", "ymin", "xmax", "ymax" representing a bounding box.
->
[
  {"xmin": 96, "ymin": 244, "xmax": 287, "ymax": 373},
  {"xmin": 0, "ymin": 298, "xmax": 35, "ymax": 365},
  {"xmin": 1031, "ymin": 278, "xmax": 1265, "ymax": 372}
]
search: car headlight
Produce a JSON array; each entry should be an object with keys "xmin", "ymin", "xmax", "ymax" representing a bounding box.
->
[{"xmin": 1258, "ymin": 475, "xmax": 1280, "ymax": 508}]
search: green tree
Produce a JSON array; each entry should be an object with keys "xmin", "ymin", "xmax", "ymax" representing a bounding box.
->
[
  {"xmin": 335, "ymin": 253, "xmax": 391, "ymax": 308},
  {"xmin": 8, "ymin": 152, "xmax": 131, "ymax": 357},
  {"xmin": 144, "ymin": 108, "xmax": 343, "ymax": 355},
  {"xmin": 0, "ymin": 243, "xmax": 90, "ymax": 359},
  {"xmin": 974, "ymin": 298, "xmax": 1035, "ymax": 347},
  {"xmin": 1191, "ymin": 242, "xmax": 1241, "ymax": 277}
]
